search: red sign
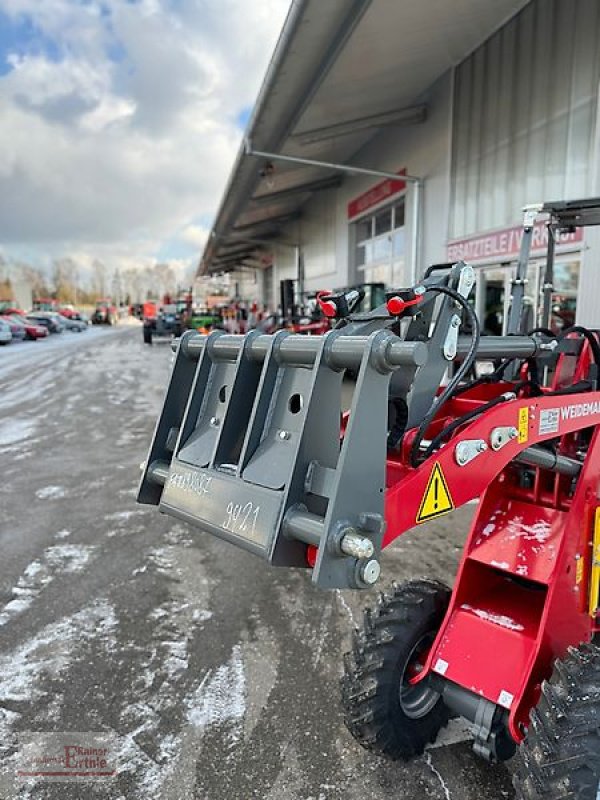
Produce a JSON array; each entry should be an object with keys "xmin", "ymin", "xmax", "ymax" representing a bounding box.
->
[
  {"xmin": 347, "ymin": 168, "xmax": 406, "ymax": 220},
  {"xmin": 447, "ymin": 222, "xmax": 583, "ymax": 264}
]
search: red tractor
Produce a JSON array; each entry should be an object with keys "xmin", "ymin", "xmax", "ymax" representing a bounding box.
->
[
  {"xmin": 139, "ymin": 199, "xmax": 600, "ymax": 798},
  {"xmin": 92, "ymin": 299, "xmax": 118, "ymax": 325}
]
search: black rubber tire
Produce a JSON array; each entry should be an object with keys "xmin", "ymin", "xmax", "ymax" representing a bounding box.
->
[
  {"xmin": 340, "ymin": 579, "xmax": 451, "ymax": 760},
  {"xmin": 143, "ymin": 327, "xmax": 152, "ymax": 345},
  {"xmin": 513, "ymin": 642, "xmax": 600, "ymax": 800}
]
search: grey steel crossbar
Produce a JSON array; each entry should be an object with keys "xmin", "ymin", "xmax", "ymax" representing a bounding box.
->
[
  {"xmin": 176, "ymin": 333, "xmax": 551, "ymax": 364},
  {"xmin": 178, "ymin": 331, "xmax": 428, "ymax": 371}
]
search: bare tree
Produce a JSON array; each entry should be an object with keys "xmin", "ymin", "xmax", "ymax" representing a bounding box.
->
[
  {"xmin": 92, "ymin": 259, "xmax": 107, "ymax": 299},
  {"xmin": 52, "ymin": 257, "xmax": 79, "ymax": 303}
]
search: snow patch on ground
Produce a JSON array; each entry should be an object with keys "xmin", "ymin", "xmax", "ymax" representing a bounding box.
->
[
  {"xmin": 44, "ymin": 544, "xmax": 95, "ymax": 573},
  {"xmin": 427, "ymin": 717, "xmax": 473, "ymax": 749},
  {"xmin": 104, "ymin": 509, "xmax": 148, "ymax": 522},
  {"xmin": 0, "ymin": 544, "xmax": 96, "ymax": 626},
  {"xmin": 35, "ymin": 485, "xmax": 66, "ymax": 500},
  {"xmin": 0, "ymin": 417, "xmax": 37, "ymax": 447},
  {"xmin": 424, "ymin": 752, "xmax": 451, "ymax": 800},
  {"xmin": 335, "ymin": 590, "xmax": 356, "ymax": 626},
  {"xmin": 192, "ymin": 609, "xmax": 212, "ymax": 623},
  {"xmin": 115, "ymin": 722, "xmax": 181, "ymax": 797},
  {"xmin": 0, "ymin": 599, "xmax": 117, "ymax": 738},
  {"xmin": 186, "ymin": 645, "xmax": 246, "ymax": 730}
]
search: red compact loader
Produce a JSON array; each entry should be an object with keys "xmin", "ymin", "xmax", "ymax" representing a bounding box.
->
[{"xmin": 139, "ymin": 199, "xmax": 600, "ymax": 799}]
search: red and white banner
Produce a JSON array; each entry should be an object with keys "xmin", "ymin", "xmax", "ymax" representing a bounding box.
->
[
  {"xmin": 447, "ymin": 222, "xmax": 583, "ymax": 264},
  {"xmin": 347, "ymin": 168, "xmax": 406, "ymax": 220}
]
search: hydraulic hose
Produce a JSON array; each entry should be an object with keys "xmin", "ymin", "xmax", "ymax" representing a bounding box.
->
[
  {"xmin": 561, "ymin": 325, "xmax": 600, "ymax": 369},
  {"xmin": 422, "ymin": 328, "xmax": 599, "ymax": 460},
  {"xmin": 410, "ymin": 286, "xmax": 480, "ymax": 467},
  {"xmin": 421, "ymin": 391, "xmax": 514, "ymax": 461}
]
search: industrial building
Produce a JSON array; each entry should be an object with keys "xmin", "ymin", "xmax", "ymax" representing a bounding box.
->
[{"xmin": 199, "ymin": 0, "xmax": 600, "ymax": 329}]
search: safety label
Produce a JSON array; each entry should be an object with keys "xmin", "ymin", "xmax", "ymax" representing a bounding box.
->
[
  {"xmin": 539, "ymin": 408, "xmax": 560, "ymax": 435},
  {"xmin": 416, "ymin": 462, "xmax": 455, "ymax": 524},
  {"xmin": 518, "ymin": 407, "xmax": 529, "ymax": 443}
]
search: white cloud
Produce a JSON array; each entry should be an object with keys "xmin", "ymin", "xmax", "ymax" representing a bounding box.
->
[
  {"xmin": 180, "ymin": 223, "xmax": 210, "ymax": 249},
  {"xmin": 0, "ymin": 0, "xmax": 290, "ymax": 273}
]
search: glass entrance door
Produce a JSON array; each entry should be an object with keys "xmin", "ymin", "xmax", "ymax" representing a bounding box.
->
[
  {"xmin": 474, "ymin": 267, "xmax": 511, "ymax": 335},
  {"xmin": 352, "ymin": 198, "xmax": 406, "ymax": 288},
  {"xmin": 530, "ymin": 258, "xmax": 580, "ymax": 333}
]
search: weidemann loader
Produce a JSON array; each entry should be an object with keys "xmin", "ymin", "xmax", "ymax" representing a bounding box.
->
[{"xmin": 139, "ymin": 199, "xmax": 600, "ymax": 799}]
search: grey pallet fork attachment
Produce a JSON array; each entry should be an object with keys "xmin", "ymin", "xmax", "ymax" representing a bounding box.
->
[{"xmin": 138, "ymin": 263, "xmax": 485, "ymax": 589}]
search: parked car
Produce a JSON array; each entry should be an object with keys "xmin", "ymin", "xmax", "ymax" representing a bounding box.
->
[
  {"xmin": 59, "ymin": 305, "xmax": 89, "ymax": 323},
  {"xmin": 57, "ymin": 314, "xmax": 88, "ymax": 333},
  {"xmin": 6, "ymin": 314, "xmax": 48, "ymax": 340},
  {"xmin": 0, "ymin": 306, "xmax": 26, "ymax": 316},
  {"xmin": 0, "ymin": 319, "xmax": 13, "ymax": 345},
  {"xmin": 0, "ymin": 316, "xmax": 26, "ymax": 341},
  {"xmin": 25, "ymin": 313, "xmax": 65, "ymax": 334}
]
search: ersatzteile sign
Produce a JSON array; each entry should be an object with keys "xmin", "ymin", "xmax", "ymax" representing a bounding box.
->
[{"xmin": 447, "ymin": 222, "xmax": 583, "ymax": 265}]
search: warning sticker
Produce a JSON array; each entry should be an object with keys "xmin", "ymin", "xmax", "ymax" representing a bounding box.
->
[
  {"xmin": 518, "ymin": 407, "xmax": 529, "ymax": 444},
  {"xmin": 539, "ymin": 408, "xmax": 560, "ymax": 435},
  {"xmin": 416, "ymin": 462, "xmax": 455, "ymax": 524}
]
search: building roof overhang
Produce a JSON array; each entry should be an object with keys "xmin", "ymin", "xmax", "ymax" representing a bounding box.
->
[{"xmin": 199, "ymin": 0, "xmax": 529, "ymax": 276}]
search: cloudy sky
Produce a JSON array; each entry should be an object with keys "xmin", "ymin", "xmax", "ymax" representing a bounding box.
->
[{"xmin": 0, "ymin": 0, "xmax": 290, "ymax": 277}]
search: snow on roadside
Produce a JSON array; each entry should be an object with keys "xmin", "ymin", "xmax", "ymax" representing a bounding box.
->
[
  {"xmin": 0, "ymin": 544, "xmax": 96, "ymax": 627},
  {"xmin": 0, "ymin": 599, "xmax": 117, "ymax": 738}
]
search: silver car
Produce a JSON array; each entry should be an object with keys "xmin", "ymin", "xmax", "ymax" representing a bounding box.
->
[
  {"xmin": 0, "ymin": 319, "xmax": 13, "ymax": 345},
  {"xmin": 57, "ymin": 314, "xmax": 88, "ymax": 332}
]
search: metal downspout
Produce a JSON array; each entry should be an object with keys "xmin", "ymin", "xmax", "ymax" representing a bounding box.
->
[{"xmin": 245, "ymin": 143, "xmax": 424, "ymax": 285}]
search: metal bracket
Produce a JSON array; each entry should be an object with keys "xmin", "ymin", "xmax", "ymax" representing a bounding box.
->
[
  {"xmin": 304, "ymin": 461, "xmax": 337, "ymax": 498},
  {"xmin": 456, "ymin": 264, "xmax": 475, "ymax": 298},
  {"xmin": 490, "ymin": 426, "xmax": 518, "ymax": 451},
  {"xmin": 522, "ymin": 203, "xmax": 544, "ymax": 229},
  {"xmin": 455, "ymin": 439, "xmax": 488, "ymax": 466},
  {"xmin": 443, "ymin": 315, "xmax": 461, "ymax": 360},
  {"xmin": 472, "ymin": 699, "xmax": 514, "ymax": 762},
  {"xmin": 443, "ymin": 264, "xmax": 474, "ymax": 361}
]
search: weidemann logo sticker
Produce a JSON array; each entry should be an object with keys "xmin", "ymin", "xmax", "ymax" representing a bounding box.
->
[{"xmin": 561, "ymin": 401, "xmax": 600, "ymax": 420}]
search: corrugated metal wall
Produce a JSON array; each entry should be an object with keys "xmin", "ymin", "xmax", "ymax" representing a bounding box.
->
[{"xmin": 450, "ymin": 0, "xmax": 600, "ymax": 239}]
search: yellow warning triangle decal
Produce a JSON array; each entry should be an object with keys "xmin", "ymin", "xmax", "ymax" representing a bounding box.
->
[{"xmin": 416, "ymin": 462, "xmax": 455, "ymax": 524}]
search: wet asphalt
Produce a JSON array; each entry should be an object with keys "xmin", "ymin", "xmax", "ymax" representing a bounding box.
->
[{"xmin": 0, "ymin": 325, "xmax": 515, "ymax": 799}]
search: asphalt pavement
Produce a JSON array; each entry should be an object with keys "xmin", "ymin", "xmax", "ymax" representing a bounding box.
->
[{"xmin": 0, "ymin": 325, "xmax": 515, "ymax": 799}]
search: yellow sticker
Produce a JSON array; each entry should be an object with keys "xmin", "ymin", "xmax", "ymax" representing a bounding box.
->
[
  {"xmin": 576, "ymin": 555, "xmax": 584, "ymax": 585},
  {"xmin": 416, "ymin": 463, "xmax": 455, "ymax": 524},
  {"xmin": 518, "ymin": 407, "xmax": 529, "ymax": 444},
  {"xmin": 590, "ymin": 508, "xmax": 600, "ymax": 616}
]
